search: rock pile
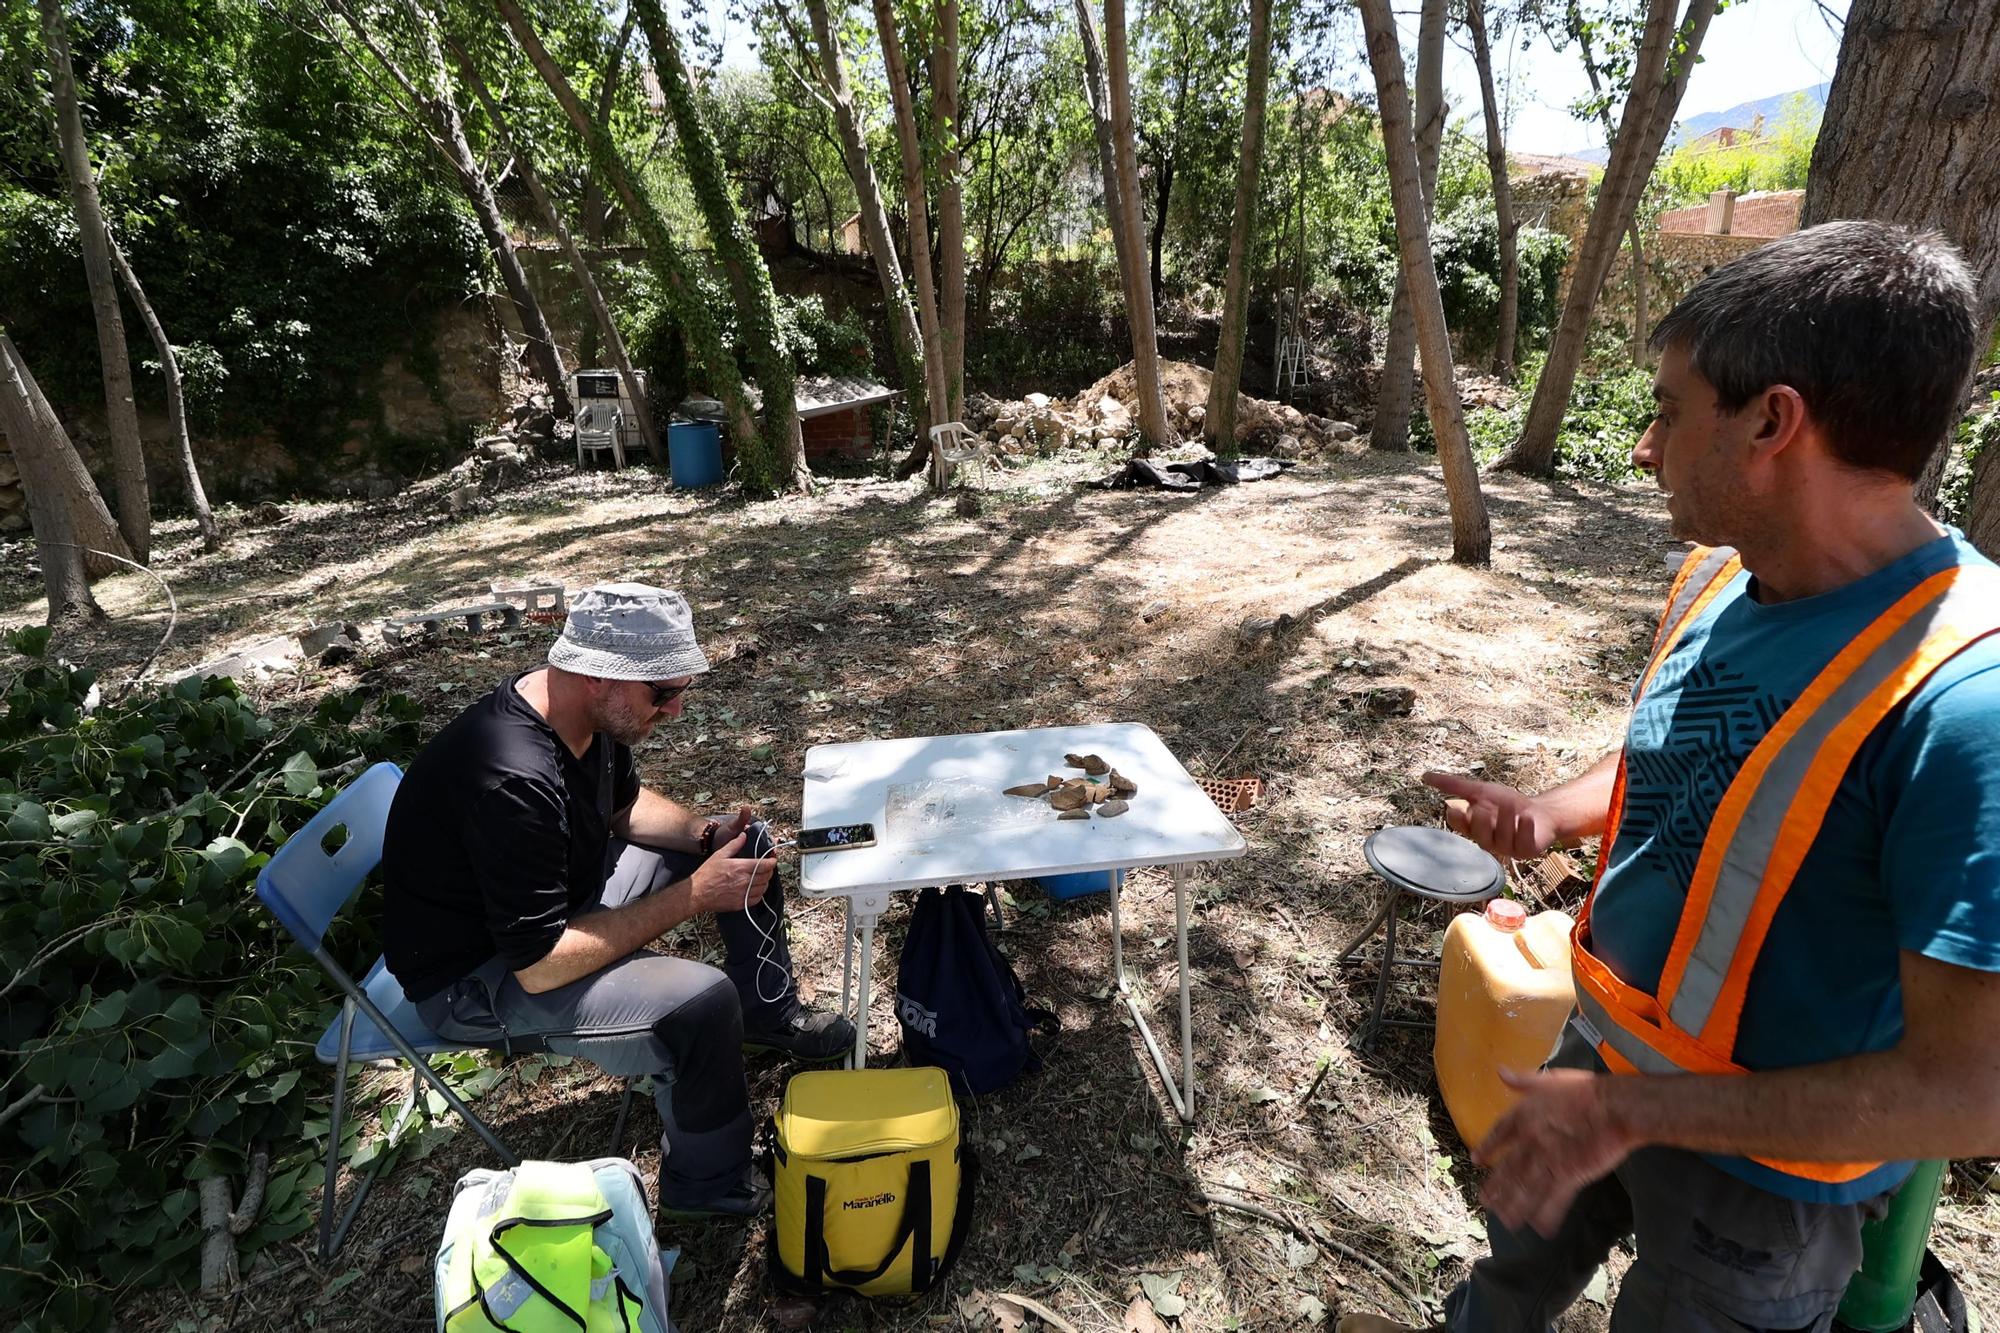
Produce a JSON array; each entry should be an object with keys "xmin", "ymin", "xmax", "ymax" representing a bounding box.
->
[{"xmin": 961, "ymin": 359, "xmax": 1361, "ymax": 462}]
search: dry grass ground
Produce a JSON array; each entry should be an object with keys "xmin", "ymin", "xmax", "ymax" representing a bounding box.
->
[{"xmin": 8, "ymin": 442, "xmax": 1994, "ymax": 1331}]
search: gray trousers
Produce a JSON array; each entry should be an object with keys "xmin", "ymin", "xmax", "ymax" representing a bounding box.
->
[
  {"xmin": 415, "ymin": 827, "xmax": 798, "ymax": 1207},
  {"xmin": 1443, "ymin": 1024, "xmax": 1891, "ymax": 1332}
]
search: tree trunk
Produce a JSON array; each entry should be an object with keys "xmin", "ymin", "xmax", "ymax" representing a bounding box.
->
[
  {"xmin": 872, "ymin": 0, "xmax": 955, "ymax": 487},
  {"xmin": 579, "ymin": 12, "xmax": 636, "ymax": 368},
  {"xmin": 1370, "ymin": 0, "xmax": 1448, "ymax": 451},
  {"xmin": 632, "ymin": 0, "xmax": 808, "ymax": 494},
  {"xmin": 105, "ymin": 234, "xmax": 220, "ymax": 552},
  {"xmin": 444, "ymin": 30, "xmax": 661, "ymax": 467},
  {"xmin": 1147, "ymin": 155, "xmax": 1172, "ymax": 305},
  {"xmin": 1467, "ymin": 0, "xmax": 1520, "ymax": 379},
  {"xmin": 1102, "ymin": 0, "xmax": 1171, "ymax": 447},
  {"xmin": 1357, "ymin": 0, "xmax": 1491, "ymax": 565},
  {"xmin": 1075, "ymin": 0, "xmax": 1144, "ymax": 411},
  {"xmin": 419, "ymin": 30, "xmax": 571, "ymax": 421},
  {"xmin": 929, "ymin": 0, "xmax": 966, "ymax": 425},
  {"xmin": 1969, "ymin": 439, "xmax": 2000, "ymax": 557},
  {"xmin": 1628, "ymin": 222, "xmax": 1650, "ymax": 365},
  {"xmin": 1801, "ymin": 0, "xmax": 2000, "ymax": 530},
  {"xmin": 491, "ymin": 0, "xmax": 763, "ymax": 468},
  {"xmin": 341, "ymin": 2, "xmax": 572, "ymax": 421},
  {"xmin": 38, "ymin": 0, "xmax": 149, "ymax": 564},
  {"xmin": 1, "ymin": 333, "xmax": 104, "ymax": 621},
  {"xmin": 1500, "ymin": 0, "xmax": 1719, "ymax": 474},
  {"xmin": 1203, "ymin": 0, "xmax": 1274, "ymax": 456},
  {"xmin": 801, "ymin": 0, "xmax": 931, "ymax": 479}
]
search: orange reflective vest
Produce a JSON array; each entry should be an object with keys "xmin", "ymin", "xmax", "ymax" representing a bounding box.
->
[{"xmin": 1571, "ymin": 543, "xmax": 2000, "ymax": 1186}]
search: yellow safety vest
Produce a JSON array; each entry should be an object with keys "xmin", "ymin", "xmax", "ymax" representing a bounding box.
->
[{"xmin": 441, "ymin": 1161, "xmax": 650, "ymax": 1332}]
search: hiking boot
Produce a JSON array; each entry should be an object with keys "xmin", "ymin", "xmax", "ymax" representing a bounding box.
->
[
  {"xmin": 658, "ymin": 1166, "xmax": 771, "ymax": 1223},
  {"xmin": 743, "ymin": 1004, "xmax": 855, "ymax": 1063},
  {"xmin": 1334, "ymin": 1316, "xmax": 1440, "ymax": 1332}
]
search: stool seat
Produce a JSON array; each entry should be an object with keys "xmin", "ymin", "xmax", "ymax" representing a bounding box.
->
[
  {"xmin": 1363, "ymin": 825, "xmax": 1505, "ymax": 900},
  {"xmin": 1344, "ymin": 825, "xmax": 1505, "ymax": 1049}
]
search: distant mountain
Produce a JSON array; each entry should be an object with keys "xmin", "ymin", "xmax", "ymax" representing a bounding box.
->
[
  {"xmin": 1676, "ymin": 82, "xmax": 1829, "ymax": 144},
  {"xmin": 1557, "ymin": 82, "xmax": 1830, "ymax": 164}
]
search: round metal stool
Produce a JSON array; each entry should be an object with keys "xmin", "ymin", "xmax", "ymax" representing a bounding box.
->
[{"xmin": 1340, "ymin": 825, "xmax": 1505, "ymax": 1048}]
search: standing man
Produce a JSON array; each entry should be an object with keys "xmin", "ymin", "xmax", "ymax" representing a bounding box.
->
[
  {"xmin": 382, "ymin": 584, "xmax": 853, "ymax": 1219},
  {"xmin": 1342, "ymin": 222, "xmax": 2000, "ymax": 1330}
]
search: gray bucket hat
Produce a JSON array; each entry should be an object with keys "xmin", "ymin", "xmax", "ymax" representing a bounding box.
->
[{"xmin": 547, "ymin": 583, "xmax": 711, "ymax": 681}]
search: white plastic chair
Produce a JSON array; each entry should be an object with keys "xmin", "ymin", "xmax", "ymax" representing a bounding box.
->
[
  {"xmin": 576, "ymin": 402, "xmax": 627, "ymax": 470},
  {"xmin": 928, "ymin": 421, "xmax": 994, "ymax": 492}
]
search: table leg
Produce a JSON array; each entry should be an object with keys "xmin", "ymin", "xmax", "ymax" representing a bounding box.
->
[
  {"xmin": 1174, "ymin": 862, "xmax": 1194, "ymax": 1119},
  {"xmin": 853, "ymin": 914, "xmax": 874, "ymax": 1070},
  {"xmin": 1109, "ymin": 869, "xmax": 1128, "ymax": 990},
  {"xmin": 840, "ymin": 897, "xmax": 856, "ymax": 1023},
  {"xmin": 1110, "ymin": 865, "xmax": 1197, "ymax": 1122}
]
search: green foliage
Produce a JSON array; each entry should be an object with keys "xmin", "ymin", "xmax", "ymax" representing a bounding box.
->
[
  {"xmin": 0, "ymin": 632, "xmax": 424, "ymax": 1328},
  {"xmin": 1938, "ymin": 395, "xmax": 2000, "ymax": 527},
  {"xmin": 633, "ymin": 0, "xmax": 795, "ymax": 492},
  {"xmin": 1443, "ymin": 354, "xmax": 1657, "ymax": 483},
  {"xmin": 0, "ymin": 1, "xmax": 486, "ymax": 479},
  {"xmin": 776, "ymin": 296, "xmax": 873, "ymax": 379},
  {"xmin": 1653, "ymin": 94, "xmax": 1820, "ymax": 208},
  {"xmin": 967, "ymin": 260, "xmax": 1125, "ymax": 396},
  {"xmin": 1432, "ymin": 198, "xmax": 1571, "ymax": 360}
]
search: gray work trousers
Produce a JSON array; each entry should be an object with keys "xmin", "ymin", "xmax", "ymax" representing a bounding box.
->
[
  {"xmin": 1443, "ymin": 1024, "xmax": 1893, "ymax": 1332},
  {"xmin": 415, "ymin": 827, "xmax": 798, "ymax": 1207}
]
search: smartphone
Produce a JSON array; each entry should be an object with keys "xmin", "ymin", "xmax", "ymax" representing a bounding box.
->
[{"xmin": 795, "ymin": 822, "xmax": 877, "ymax": 853}]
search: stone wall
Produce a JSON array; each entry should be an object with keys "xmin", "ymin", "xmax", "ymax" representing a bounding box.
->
[
  {"xmin": 0, "ymin": 304, "xmax": 506, "ymax": 531},
  {"xmin": 1513, "ymin": 171, "xmax": 1593, "ymax": 247},
  {"xmin": 1592, "ymin": 231, "xmax": 1770, "ymax": 351}
]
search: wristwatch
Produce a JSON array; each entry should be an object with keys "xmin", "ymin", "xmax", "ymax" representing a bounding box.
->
[{"xmin": 697, "ymin": 820, "xmax": 720, "ymax": 856}]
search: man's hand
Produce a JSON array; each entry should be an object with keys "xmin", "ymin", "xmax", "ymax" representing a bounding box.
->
[
  {"xmin": 686, "ymin": 831, "xmax": 775, "ymax": 915},
  {"xmin": 1423, "ymin": 771, "xmax": 1565, "ymax": 860},
  {"xmin": 1475, "ymin": 1066, "xmax": 1639, "ymax": 1236}
]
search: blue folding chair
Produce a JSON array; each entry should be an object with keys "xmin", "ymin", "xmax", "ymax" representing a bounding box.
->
[{"xmin": 256, "ymin": 762, "xmax": 521, "ymax": 1260}]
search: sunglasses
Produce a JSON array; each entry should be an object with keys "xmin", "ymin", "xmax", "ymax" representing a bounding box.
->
[{"xmin": 644, "ymin": 678, "xmax": 694, "ymax": 708}]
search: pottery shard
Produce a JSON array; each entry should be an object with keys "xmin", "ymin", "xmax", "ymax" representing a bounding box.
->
[
  {"xmin": 1097, "ymin": 799, "xmax": 1129, "ymax": 818},
  {"xmin": 1079, "ymin": 754, "xmax": 1109, "ymax": 775},
  {"xmin": 1082, "ymin": 781, "xmax": 1111, "ymax": 803},
  {"xmin": 1004, "ymin": 783, "xmax": 1050, "ymax": 798},
  {"xmin": 1108, "ymin": 771, "xmax": 1137, "ymax": 795},
  {"xmin": 1058, "ymin": 808, "xmax": 1091, "ymax": 820},
  {"xmin": 1051, "ymin": 786, "xmax": 1090, "ymax": 811},
  {"xmin": 1063, "ymin": 752, "xmax": 1086, "ymax": 768},
  {"xmin": 1047, "ymin": 775, "xmax": 1066, "ymax": 790}
]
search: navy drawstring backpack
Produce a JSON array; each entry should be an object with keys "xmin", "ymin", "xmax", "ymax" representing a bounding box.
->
[{"xmin": 894, "ymin": 886, "xmax": 1056, "ymax": 1094}]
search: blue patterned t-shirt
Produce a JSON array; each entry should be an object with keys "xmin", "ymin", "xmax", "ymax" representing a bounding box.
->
[{"xmin": 1589, "ymin": 530, "xmax": 2000, "ymax": 1204}]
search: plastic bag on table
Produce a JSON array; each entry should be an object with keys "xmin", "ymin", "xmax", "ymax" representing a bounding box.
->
[{"xmin": 884, "ymin": 776, "xmax": 1055, "ymax": 845}]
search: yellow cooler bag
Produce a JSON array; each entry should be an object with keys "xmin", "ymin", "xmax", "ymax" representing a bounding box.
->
[{"xmin": 770, "ymin": 1066, "xmax": 976, "ymax": 1298}]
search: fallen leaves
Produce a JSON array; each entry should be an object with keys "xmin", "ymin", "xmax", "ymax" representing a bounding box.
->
[{"xmin": 1123, "ymin": 1294, "xmax": 1170, "ymax": 1332}]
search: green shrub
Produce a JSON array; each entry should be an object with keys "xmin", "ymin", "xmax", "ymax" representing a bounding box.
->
[
  {"xmin": 1938, "ymin": 394, "xmax": 2000, "ymax": 526},
  {"xmin": 1432, "ymin": 198, "xmax": 1571, "ymax": 360},
  {"xmin": 0, "ymin": 632, "xmax": 423, "ymax": 1329},
  {"xmin": 1424, "ymin": 355, "xmax": 1656, "ymax": 483}
]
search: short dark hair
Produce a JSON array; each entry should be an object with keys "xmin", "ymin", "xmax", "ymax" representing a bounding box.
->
[{"xmin": 1648, "ymin": 221, "xmax": 1981, "ymax": 481}]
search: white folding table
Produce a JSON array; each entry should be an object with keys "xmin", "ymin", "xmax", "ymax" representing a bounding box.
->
[{"xmin": 797, "ymin": 722, "xmax": 1246, "ymax": 1119}]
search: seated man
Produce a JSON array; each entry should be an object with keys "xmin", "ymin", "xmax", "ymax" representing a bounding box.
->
[{"xmin": 381, "ymin": 583, "xmax": 852, "ymax": 1218}]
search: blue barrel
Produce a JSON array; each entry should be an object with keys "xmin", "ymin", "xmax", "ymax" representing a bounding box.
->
[{"xmin": 667, "ymin": 421, "xmax": 723, "ymax": 488}]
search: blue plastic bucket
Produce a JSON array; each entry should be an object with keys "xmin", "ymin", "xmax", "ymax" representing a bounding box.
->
[
  {"xmin": 667, "ymin": 421, "xmax": 723, "ymax": 488},
  {"xmin": 1037, "ymin": 868, "xmax": 1123, "ymax": 901}
]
